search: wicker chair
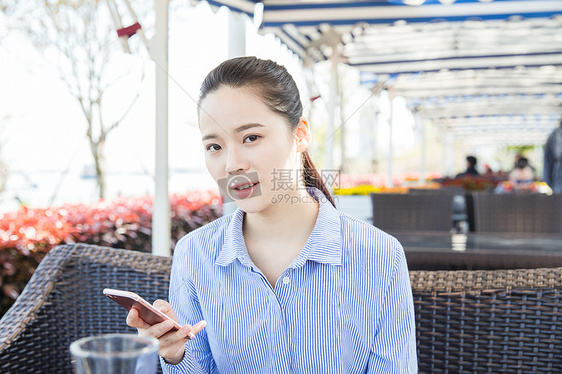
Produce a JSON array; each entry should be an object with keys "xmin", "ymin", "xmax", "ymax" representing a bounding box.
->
[
  {"xmin": 412, "ymin": 267, "xmax": 562, "ymax": 373},
  {"xmin": 0, "ymin": 244, "xmax": 171, "ymax": 374},
  {"xmin": 371, "ymin": 193, "xmax": 455, "ymax": 232},
  {"xmin": 2, "ymin": 244, "xmax": 562, "ymax": 373},
  {"xmin": 472, "ymin": 193, "xmax": 562, "ymax": 233}
]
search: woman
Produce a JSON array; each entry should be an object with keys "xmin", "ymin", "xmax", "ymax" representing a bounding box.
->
[{"xmin": 127, "ymin": 56, "xmax": 417, "ymax": 373}]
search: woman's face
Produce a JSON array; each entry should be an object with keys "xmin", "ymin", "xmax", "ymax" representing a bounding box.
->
[{"xmin": 199, "ymin": 86, "xmax": 307, "ymax": 213}]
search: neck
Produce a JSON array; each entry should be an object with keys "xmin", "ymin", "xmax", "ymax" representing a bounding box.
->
[{"xmin": 243, "ymin": 188, "xmax": 319, "ymax": 245}]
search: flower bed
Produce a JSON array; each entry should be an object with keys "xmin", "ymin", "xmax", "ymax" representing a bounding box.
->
[
  {"xmin": 438, "ymin": 175, "xmax": 502, "ymax": 192},
  {"xmin": 333, "ymin": 173, "xmax": 443, "ymax": 195},
  {"xmin": 0, "ymin": 191, "xmax": 222, "ymax": 316},
  {"xmin": 334, "ymin": 185, "xmax": 409, "ymax": 195}
]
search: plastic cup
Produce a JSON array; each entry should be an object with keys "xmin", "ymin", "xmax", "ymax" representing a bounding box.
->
[{"xmin": 70, "ymin": 333, "xmax": 159, "ymax": 374}]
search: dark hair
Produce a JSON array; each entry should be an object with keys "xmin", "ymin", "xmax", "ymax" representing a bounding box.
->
[
  {"xmin": 466, "ymin": 156, "xmax": 477, "ymax": 167},
  {"xmin": 515, "ymin": 157, "xmax": 529, "ymax": 169},
  {"xmin": 198, "ymin": 56, "xmax": 335, "ymax": 207}
]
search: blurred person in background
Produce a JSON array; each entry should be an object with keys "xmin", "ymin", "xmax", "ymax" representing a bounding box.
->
[
  {"xmin": 513, "ymin": 153, "xmax": 535, "ymax": 174},
  {"xmin": 508, "ymin": 157, "xmax": 536, "ymax": 193},
  {"xmin": 544, "ymin": 119, "xmax": 562, "ymax": 194},
  {"xmin": 456, "ymin": 155, "xmax": 479, "ymax": 178}
]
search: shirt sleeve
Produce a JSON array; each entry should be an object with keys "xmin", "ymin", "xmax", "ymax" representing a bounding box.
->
[
  {"xmin": 160, "ymin": 240, "xmax": 219, "ymax": 374},
  {"xmin": 366, "ymin": 242, "xmax": 418, "ymax": 373}
]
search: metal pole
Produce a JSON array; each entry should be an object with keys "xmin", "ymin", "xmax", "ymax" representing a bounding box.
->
[
  {"xmin": 222, "ymin": 10, "xmax": 247, "ymax": 217},
  {"xmin": 339, "ymin": 68, "xmax": 346, "ymax": 174},
  {"xmin": 152, "ymin": 0, "xmax": 170, "ymax": 256},
  {"xmin": 326, "ymin": 55, "xmax": 338, "ymax": 172},
  {"xmin": 414, "ymin": 110, "xmax": 426, "ymax": 185},
  {"xmin": 444, "ymin": 128, "xmax": 455, "ymax": 177},
  {"xmin": 387, "ymin": 93, "xmax": 394, "ymax": 187},
  {"xmin": 228, "ymin": 11, "xmax": 246, "ymax": 58}
]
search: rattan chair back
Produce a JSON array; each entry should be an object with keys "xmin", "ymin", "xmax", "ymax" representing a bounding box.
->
[
  {"xmin": 473, "ymin": 193, "xmax": 562, "ymax": 233},
  {"xmin": 371, "ymin": 193, "xmax": 455, "ymax": 232},
  {"xmin": 411, "ymin": 267, "xmax": 562, "ymax": 373},
  {"xmin": 2, "ymin": 244, "xmax": 562, "ymax": 373}
]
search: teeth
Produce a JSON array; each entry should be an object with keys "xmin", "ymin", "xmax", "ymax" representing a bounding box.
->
[{"xmin": 236, "ymin": 183, "xmax": 255, "ymax": 190}]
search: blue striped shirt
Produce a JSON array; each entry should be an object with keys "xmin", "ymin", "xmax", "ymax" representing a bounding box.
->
[{"xmin": 161, "ymin": 187, "xmax": 417, "ymax": 373}]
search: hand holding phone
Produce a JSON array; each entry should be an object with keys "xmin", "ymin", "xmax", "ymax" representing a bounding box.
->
[{"xmin": 103, "ymin": 288, "xmax": 182, "ymax": 330}]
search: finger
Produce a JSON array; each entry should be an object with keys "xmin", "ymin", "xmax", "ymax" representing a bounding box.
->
[
  {"xmin": 126, "ymin": 308, "xmax": 151, "ymax": 330},
  {"xmin": 153, "ymin": 299, "xmax": 179, "ymax": 321},
  {"xmin": 156, "ymin": 324, "xmax": 192, "ymax": 349},
  {"xmin": 176, "ymin": 325, "xmax": 194, "ymax": 340},
  {"xmin": 145, "ymin": 319, "xmax": 177, "ymax": 339},
  {"xmin": 191, "ymin": 321, "xmax": 207, "ymax": 336},
  {"xmin": 178, "ymin": 321, "xmax": 206, "ymax": 341}
]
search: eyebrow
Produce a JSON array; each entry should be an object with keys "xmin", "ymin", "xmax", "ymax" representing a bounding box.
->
[{"xmin": 201, "ymin": 123, "xmax": 265, "ymax": 141}]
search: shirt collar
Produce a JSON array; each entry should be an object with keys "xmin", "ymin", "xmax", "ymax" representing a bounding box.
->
[
  {"xmin": 215, "ymin": 207, "xmax": 250, "ymax": 267},
  {"xmin": 289, "ymin": 187, "xmax": 343, "ymax": 267},
  {"xmin": 215, "ymin": 187, "xmax": 343, "ymax": 268}
]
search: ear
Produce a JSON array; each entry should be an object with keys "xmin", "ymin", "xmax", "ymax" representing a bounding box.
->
[{"xmin": 295, "ymin": 117, "xmax": 312, "ymax": 153}]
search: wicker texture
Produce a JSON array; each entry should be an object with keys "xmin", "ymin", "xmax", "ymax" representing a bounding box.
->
[
  {"xmin": 371, "ymin": 193, "xmax": 455, "ymax": 232},
  {"xmin": 411, "ymin": 267, "xmax": 562, "ymax": 373},
  {"xmin": 473, "ymin": 193, "xmax": 562, "ymax": 233},
  {"xmin": 2, "ymin": 244, "xmax": 562, "ymax": 373},
  {"xmin": 0, "ymin": 244, "xmax": 171, "ymax": 374}
]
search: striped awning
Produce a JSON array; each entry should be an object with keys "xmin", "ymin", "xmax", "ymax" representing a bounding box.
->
[
  {"xmin": 375, "ymin": 67, "xmax": 562, "ymax": 146},
  {"xmin": 192, "ymin": 0, "xmax": 562, "ymax": 145},
  {"xmin": 193, "ymin": 0, "xmax": 562, "ymax": 66}
]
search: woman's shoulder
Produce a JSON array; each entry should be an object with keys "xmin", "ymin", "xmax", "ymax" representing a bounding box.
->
[
  {"xmin": 336, "ymin": 211, "xmax": 408, "ymax": 295},
  {"xmin": 337, "ymin": 210, "xmax": 398, "ymax": 240},
  {"xmin": 337, "ymin": 210, "xmax": 403, "ymax": 260}
]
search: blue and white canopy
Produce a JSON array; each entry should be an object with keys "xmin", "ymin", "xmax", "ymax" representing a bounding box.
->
[
  {"xmin": 192, "ymin": 0, "xmax": 562, "ymax": 146},
  {"xmin": 381, "ymin": 67, "xmax": 562, "ymax": 146},
  {"xmin": 194, "ymin": 0, "xmax": 562, "ymax": 67}
]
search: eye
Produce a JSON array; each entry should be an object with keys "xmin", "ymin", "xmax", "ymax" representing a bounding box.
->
[
  {"xmin": 206, "ymin": 144, "xmax": 221, "ymax": 152},
  {"xmin": 244, "ymin": 135, "xmax": 260, "ymax": 143}
]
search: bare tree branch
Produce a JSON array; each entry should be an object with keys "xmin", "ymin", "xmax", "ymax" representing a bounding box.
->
[
  {"xmin": 106, "ymin": 66, "xmax": 146, "ymax": 135},
  {"xmin": 4, "ymin": 0, "xmax": 148, "ymax": 199}
]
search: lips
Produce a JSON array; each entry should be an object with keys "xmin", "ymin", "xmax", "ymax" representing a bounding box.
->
[{"xmin": 230, "ymin": 181, "xmax": 259, "ymax": 191}]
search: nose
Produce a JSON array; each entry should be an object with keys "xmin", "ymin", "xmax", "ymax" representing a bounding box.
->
[{"xmin": 225, "ymin": 146, "xmax": 249, "ymax": 175}]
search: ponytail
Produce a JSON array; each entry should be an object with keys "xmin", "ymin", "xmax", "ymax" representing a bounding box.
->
[{"xmin": 302, "ymin": 151, "xmax": 336, "ymax": 207}]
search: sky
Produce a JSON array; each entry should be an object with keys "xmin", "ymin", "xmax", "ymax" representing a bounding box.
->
[
  {"xmin": 0, "ymin": 1, "xmax": 420, "ymax": 213},
  {"xmin": 0, "ymin": 2, "xmax": 310, "ymax": 212}
]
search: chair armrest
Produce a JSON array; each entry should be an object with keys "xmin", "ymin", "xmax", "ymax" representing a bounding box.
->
[
  {"xmin": 0, "ymin": 244, "xmax": 79, "ymax": 372},
  {"xmin": 0, "ymin": 243, "xmax": 172, "ymax": 374}
]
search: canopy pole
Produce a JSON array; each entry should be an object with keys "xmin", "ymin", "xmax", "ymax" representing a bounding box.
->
[
  {"xmin": 222, "ymin": 10, "xmax": 247, "ymax": 217},
  {"xmin": 370, "ymin": 98, "xmax": 379, "ymax": 172},
  {"xmin": 387, "ymin": 92, "xmax": 394, "ymax": 187},
  {"xmin": 152, "ymin": 0, "xmax": 170, "ymax": 256},
  {"xmin": 443, "ymin": 128, "xmax": 455, "ymax": 177},
  {"xmin": 228, "ymin": 11, "xmax": 246, "ymax": 58},
  {"xmin": 414, "ymin": 110, "xmax": 426, "ymax": 185},
  {"xmin": 326, "ymin": 53, "xmax": 338, "ymax": 173}
]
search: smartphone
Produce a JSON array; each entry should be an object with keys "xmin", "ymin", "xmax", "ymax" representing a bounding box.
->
[{"xmin": 103, "ymin": 288, "xmax": 181, "ymax": 331}]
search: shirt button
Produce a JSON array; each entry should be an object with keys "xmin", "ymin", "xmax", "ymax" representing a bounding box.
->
[{"xmin": 282, "ymin": 276, "xmax": 290, "ymax": 285}]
